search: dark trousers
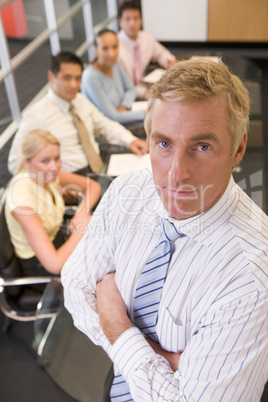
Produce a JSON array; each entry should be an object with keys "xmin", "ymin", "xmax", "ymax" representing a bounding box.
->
[{"xmin": 19, "ymin": 228, "xmax": 66, "ymax": 292}]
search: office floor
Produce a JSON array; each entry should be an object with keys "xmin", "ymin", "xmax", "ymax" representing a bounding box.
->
[
  {"xmin": 0, "ymin": 313, "xmax": 76, "ymax": 402},
  {"xmin": 0, "ymin": 27, "xmax": 268, "ymax": 402}
]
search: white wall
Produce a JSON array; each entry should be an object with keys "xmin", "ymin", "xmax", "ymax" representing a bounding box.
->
[{"xmin": 141, "ymin": 0, "xmax": 208, "ymax": 41}]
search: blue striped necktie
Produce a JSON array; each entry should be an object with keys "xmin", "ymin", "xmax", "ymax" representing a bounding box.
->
[{"xmin": 110, "ymin": 219, "xmax": 182, "ymax": 401}]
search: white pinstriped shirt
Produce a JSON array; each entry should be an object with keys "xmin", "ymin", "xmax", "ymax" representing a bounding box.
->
[{"xmin": 62, "ymin": 169, "xmax": 268, "ymax": 401}]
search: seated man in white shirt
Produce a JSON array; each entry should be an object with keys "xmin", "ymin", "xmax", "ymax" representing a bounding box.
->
[
  {"xmin": 8, "ymin": 52, "xmax": 148, "ymax": 180},
  {"xmin": 117, "ymin": 1, "xmax": 177, "ymax": 100},
  {"xmin": 62, "ymin": 59, "xmax": 268, "ymax": 401}
]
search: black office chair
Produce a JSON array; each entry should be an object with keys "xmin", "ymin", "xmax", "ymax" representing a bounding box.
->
[{"xmin": 0, "ymin": 189, "xmax": 54, "ymax": 332}]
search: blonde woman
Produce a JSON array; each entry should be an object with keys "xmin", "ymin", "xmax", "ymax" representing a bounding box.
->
[{"xmin": 5, "ymin": 129, "xmax": 101, "ymax": 281}]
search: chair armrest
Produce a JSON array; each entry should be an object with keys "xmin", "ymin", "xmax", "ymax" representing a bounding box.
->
[
  {"xmin": 0, "ymin": 276, "xmax": 58, "ymax": 287},
  {"xmin": 0, "ymin": 277, "xmax": 61, "ymax": 322}
]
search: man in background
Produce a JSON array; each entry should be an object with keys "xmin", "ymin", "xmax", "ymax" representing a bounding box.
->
[
  {"xmin": 8, "ymin": 51, "xmax": 147, "ymax": 177},
  {"xmin": 117, "ymin": 1, "xmax": 177, "ymax": 99}
]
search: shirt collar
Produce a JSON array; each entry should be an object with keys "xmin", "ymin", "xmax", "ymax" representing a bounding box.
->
[
  {"xmin": 119, "ymin": 29, "xmax": 141, "ymax": 47},
  {"xmin": 156, "ymin": 176, "xmax": 240, "ymax": 246},
  {"xmin": 48, "ymin": 88, "xmax": 71, "ymax": 113}
]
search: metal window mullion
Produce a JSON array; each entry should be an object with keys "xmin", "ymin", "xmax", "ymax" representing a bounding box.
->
[
  {"xmin": 0, "ymin": 0, "xmax": 85, "ymax": 85},
  {"xmin": 8, "ymin": 1, "xmax": 84, "ymax": 73},
  {"xmin": 43, "ymin": 0, "xmax": 61, "ymax": 55},
  {"xmin": 57, "ymin": 0, "xmax": 83, "ymax": 29},
  {"xmin": 82, "ymin": 0, "xmax": 95, "ymax": 62},
  {"xmin": 106, "ymin": 0, "xmax": 118, "ymax": 32},
  {"xmin": 0, "ymin": 15, "xmax": 20, "ymax": 122}
]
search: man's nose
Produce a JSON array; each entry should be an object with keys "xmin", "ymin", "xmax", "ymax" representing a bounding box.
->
[
  {"xmin": 168, "ymin": 151, "xmax": 191, "ymax": 183},
  {"xmin": 70, "ymin": 78, "xmax": 79, "ymax": 88}
]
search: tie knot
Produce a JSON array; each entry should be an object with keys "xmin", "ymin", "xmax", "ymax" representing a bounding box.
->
[{"xmin": 163, "ymin": 219, "xmax": 182, "ymax": 242}]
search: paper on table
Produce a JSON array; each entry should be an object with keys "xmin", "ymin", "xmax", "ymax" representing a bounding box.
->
[
  {"xmin": 131, "ymin": 101, "xmax": 148, "ymax": 112},
  {"xmin": 107, "ymin": 153, "xmax": 151, "ymax": 176},
  {"xmin": 142, "ymin": 68, "xmax": 166, "ymax": 84}
]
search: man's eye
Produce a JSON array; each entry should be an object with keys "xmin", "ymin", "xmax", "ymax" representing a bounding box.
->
[
  {"xmin": 160, "ymin": 141, "xmax": 170, "ymax": 148},
  {"xmin": 199, "ymin": 144, "xmax": 210, "ymax": 151}
]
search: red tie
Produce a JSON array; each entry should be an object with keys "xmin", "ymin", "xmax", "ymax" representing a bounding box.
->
[{"xmin": 134, "ymin": 43, "xmax": 143, "ymax": 85}]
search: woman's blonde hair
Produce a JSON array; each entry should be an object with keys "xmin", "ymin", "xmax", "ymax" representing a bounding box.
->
[
  {"xmin": 18, "ymin": 129, "xmax": 60, "ymax": 173},
  {"xmin": 144, "ymin": 58, "xmax": 250, "ymax": 155}
]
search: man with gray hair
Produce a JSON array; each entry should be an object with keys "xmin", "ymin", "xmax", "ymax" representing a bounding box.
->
[{"xmin": 62, "ymin": 58, "xmax": 268, "ymax": 401}]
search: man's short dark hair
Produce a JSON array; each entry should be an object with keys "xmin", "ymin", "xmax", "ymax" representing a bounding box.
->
[
  {"xmin": 118, "ymin": 1, "xmax": 141, "ymax": 18},
  {"xmin": 50, "ymin": 51, "xmax": 83, "ymax": 75}
]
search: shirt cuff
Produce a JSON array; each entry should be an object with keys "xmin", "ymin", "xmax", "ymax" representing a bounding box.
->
[
  {"xmin": 100, "ymin": 335, "xmax": 113, "ymax": 356},
  {"xmin": 108, "ymin": 327, "xmax": 156, "ymax": 381}
]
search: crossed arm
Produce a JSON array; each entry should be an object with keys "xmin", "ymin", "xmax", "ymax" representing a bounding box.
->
[
  {"xmin": 96, "ymin": 272, "xmax": 182, "ymax": 372},
  {"xmin": 62, "ymin": 242, "xmax": 267, "ymax": 400}
]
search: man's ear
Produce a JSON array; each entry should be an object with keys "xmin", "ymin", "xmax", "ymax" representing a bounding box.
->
[
  {"xmin": 47, "ymin": 70, "xmax": 54, "ymax": 83},
  {"xmin": 232, "ymin": 133, "xmax": 247, "ymax": 167}
]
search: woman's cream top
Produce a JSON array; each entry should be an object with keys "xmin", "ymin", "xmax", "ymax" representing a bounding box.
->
[{"xmin": 5, "ymin": 172, "xmax": 65, "ymax": 259}]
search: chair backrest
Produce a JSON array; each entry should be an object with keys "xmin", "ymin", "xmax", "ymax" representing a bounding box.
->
[
  {"xmin": 0, "ymin": 190, "xmax": 23, "ymax": 297},
  {"xmin": 0, "ymin": 189, "xmax": 55, "ymax": 330}
]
